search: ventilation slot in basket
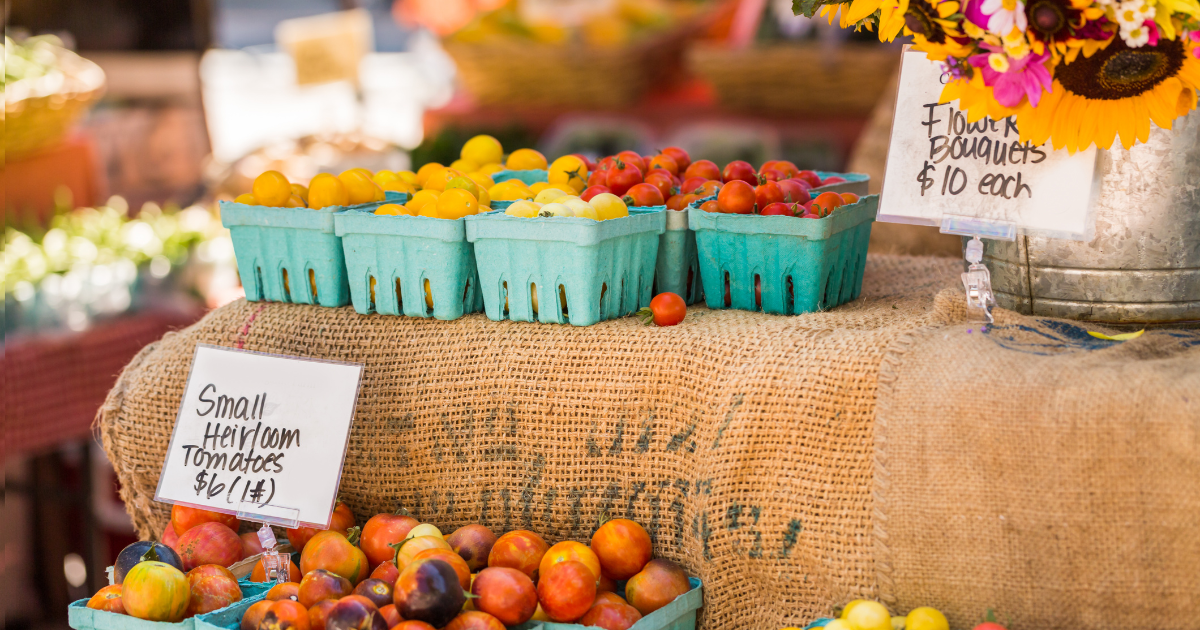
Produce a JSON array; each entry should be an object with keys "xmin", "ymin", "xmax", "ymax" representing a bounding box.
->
[
  {"xmin": 369, "ymin": 276, "xmax": 377, "ymax": 312},
  {"xmin": 282, "ymin": 269, "xmax": 292, "ymax": 302},
  {"xmin": 308, "ymin": 269, "xmax": 318, "ymax": 301},
  {"xmin": 754, "ymin": 274, "xmax": 762, "ymax": 312},
  {"xmin": 723, "ymin": 271, "xmax": 732, "ymax": 308},
  {"xmin": 395, "ymin": 278, "xmax": 403, "ymax": 312},
  {"xmin": 424, "ymin": 278, "xmax": 433, "ymax": 316}
]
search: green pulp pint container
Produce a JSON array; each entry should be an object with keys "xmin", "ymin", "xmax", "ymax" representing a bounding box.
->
[
  {"xmin": 465, "ymin": 208, "xmax": 665, "ymax": 326},
  {"xmin": 68, "ymin": 579, "xmax": 270, "ymax": 630},
  {"xmin": 491, "ymin": 169, "xmax": 549, "ymax": 186},
  {"xmin": 689, "ymin": 195, "xmax": 877, "ymax": 315},
  {"xmin": 334, "ymin": 204, "xmax": 483, "ymax": 320}
]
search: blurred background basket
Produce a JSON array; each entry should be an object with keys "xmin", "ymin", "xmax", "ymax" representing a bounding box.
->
[
  {"xmin": 4, "ymin": 39, "xmax": 106, "ymax": 162},
  {"xmin": 687, "ymin": 42, "xmax": 899, "ymax": 114},
  {"xmin": 444, "ymin": 27, "xmax": 693, "ymax": 108}
]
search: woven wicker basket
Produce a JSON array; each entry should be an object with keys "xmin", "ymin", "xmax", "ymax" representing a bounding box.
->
[
  {"xmin": 444, "ymin": 29, "xmax": 692, "ymax": 108},
  {"xmin": 687, "ymin": 43, "xmax": 900, "ymax": 115},
  {"xmin": 4, "ymin": 45, "xmax": 106, "ymax": 162}
]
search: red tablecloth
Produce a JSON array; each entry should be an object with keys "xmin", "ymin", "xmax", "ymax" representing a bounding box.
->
[{"xmin": 4, "ymin": 308, "xmax": 201, "ymax": 455}]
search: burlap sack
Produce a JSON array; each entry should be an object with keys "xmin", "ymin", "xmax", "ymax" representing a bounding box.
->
[
  {"xmin": 96, "ymin": 254, "xmax": 1199, "ymax": 629},
  {"xmin": 874, "ymin": 291, "xmax": 1200, "ymax": 630}
]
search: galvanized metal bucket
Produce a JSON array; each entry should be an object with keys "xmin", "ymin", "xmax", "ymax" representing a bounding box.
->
[{"xmin": 978, "ymin": 108, "xmax": 1200, "ymax": 324}]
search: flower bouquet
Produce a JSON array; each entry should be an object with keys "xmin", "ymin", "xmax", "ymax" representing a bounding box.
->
[{"xmin": 795, "ymin": 0, "xmax": 1200, "ymax": 152}]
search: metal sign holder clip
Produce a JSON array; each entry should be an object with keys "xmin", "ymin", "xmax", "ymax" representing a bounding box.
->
[
  {"xmin": 941, "ymin": 214, "xmax": 1016, "ymax": 327},
  {"xmin": 238, "ymin": 501, "xmax": 301, "ymax": 585}
]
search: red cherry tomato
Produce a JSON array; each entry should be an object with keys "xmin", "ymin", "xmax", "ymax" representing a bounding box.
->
[
  {"xmin": 722, "ymin": 161, "xmax": 758, "ymax": 185},
  {"xmin": 683, "ymin": 160, "xmax": 721, "ymax": 181},
  {"xmin": 760, "ymin": 202, "xmax": 794, "ymax": 216},
  {"xmin": 606, "ymin": 161, "xmax": 643, "ymax": 197},
  {"xmin": 754, "ymin": 179, "xmax": 784, "ymax": 213},
  {"xmin": 810, "ymin": 191, "xmax": 845, "ymax": 217},
  {"xmin": 643, "ymin": 172, "xmax": 675, "ymax": 200},
  {"xmin": 776, "ymin": 179, "xmax": 812, "ymax": 205},
  {"xmin": 796, "ymin": 170, "xmax": 822, "ymax": 188},
  {"xmin": 569, "ymin": 153, "xmax": 597, "ymax": 171},
  {"xmin": 717, "ymin": 180, "xmax": 755, "ymax": 214},
  {"xmin": 638, "ymin": 293, "xmax": 686, "ymax": 327},
  {"xmin": 615, "ymin": 151, "xmax": 646, "ymax": 173},
  {"xmin": 622, "ymin": 183, "xmax": 665, "ymax": 207},
  {"xmin": 581, "ymin": 185, "xmax": 612, "ymax": 202},
  {"xmin": 596, "ymin": 156, "xmax": 618, "ymax": 172},
  {"xmin": 587, "ymin": 170, "xmax": 608, "ymax": 188},
  {"xmin": 680, "ymin": 177, "xmax": 707, "ymax": 194},
  {"xmin": 660, "ymin": 147, "xmax": 691, "ymax": 172},
  {"xmin": 699, "ymin": 200, "xmax": 719, "ymax": 213},
  {"xmin": 762, "ymin": 160, "xmax": 799, "ymax": 178},
  {"xmin": 694, "ymin": 180, "xmax": 722, "ymax": 197},
  {"xmin": 821, "ymin": 176, "xmax": 847, "ymax": 185}
]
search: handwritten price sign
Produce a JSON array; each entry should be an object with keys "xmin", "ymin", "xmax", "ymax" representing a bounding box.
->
[
  {"xmin": 878, "ymin": 49, "xmax": 1099, "ymax": 240},
  {"xmin": 155, "ymin": 345, "xmax": 363, "ymax": 528}
]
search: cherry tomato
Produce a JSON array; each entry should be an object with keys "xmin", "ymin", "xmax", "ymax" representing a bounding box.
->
[
  {"xmin": 622, "ymin": 183, "xmax": 664, "ymax": 207},
  {"xmin": 587, "ymin": 170, "xmax": 608, "ymax": 188},
  {"xmin": 647, "ymin": 154, "xmax": 678, "ymax": 175},
  {"xmin": 659, "ymin": 147, "xmax": 691, "ymax": 172},
  {"xmin": 761, "ymin": 160, "xmax": 799, "ymax": 178},
  {"xmin": 683, "ymin": 160, "xmax": 721, "ymax": 181},
  {"xmin": 754, "ymin": 179, "xmax": 784, "ymax": 212},
  {"xmin": 699, "ymin": 200, "xmax": 719, "ymax": 213},
  {"xmin": 721, "ymin": 161, "xmax": 757, "ymax": 185},
  {"xmin": 606, "ymin": 161, "xmax": 644, "ymax": 197},
  {"xmin": 716, "ymin": 180, "xmax": 755, "ymax": 214},
  {"xmin": 760, "ymin": 202, "xmax": 794, "ymax": 216},
  {"xmin": 759, "ymin": 167, "xmax": 788, "ymax": 182},
  {"xmin": 680, "ymin": 177, "xmax": 706, "ymax": 194},
  {"xmin": 796, "ymin": 170, "xmax": 822, "ymax": 188},
  {"xmin": 811, "ymin": 191, "xmax": 845, "ymax": 217},
  {"xmin": 694, "ymin": 180, "xmax": 722, "ymax": 197},
  {"xmin": 821, "ymin": 175, "xmax": 848, "ymax": 185},
  {"xmin": 614, "ymin": 151, "xmax": 646, "ymax": 173},
  {"xmin": 581, "ymin": 185, "xmax": 612, "ymax": 202},
  {"xmin": 643, "ymin": 172, "xmax": 675, "ymax": 200},
  {"xmin": 638, "ymin": 293, "xmax": 686, "ymax": 327},
  {"xmin": 777, "ymin": 179, "xmax": 812, "ymax": 205},
  {"xmin": 840, "ymin": 192, "xmax": 860, "ymax": 204}
]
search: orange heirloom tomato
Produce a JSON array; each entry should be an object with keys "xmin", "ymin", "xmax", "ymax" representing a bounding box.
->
[
  {"xmin": 300, "ymin": 528, "xmax": 369, "ymax": 585},
  {"xmin": 591, "ymin": 519, "xmax": 653, "ymax": 579},
  {"xmin": 288, "ymin": 502, "xmax": 356, "ymax": 552},
  {"xmin": 539, "ymin": 541, "xmax": 601, "ymax": 584},
  {"xmin": 361, "ymin": 510, "xmax": 419, "ymax": 570},
  {"xmin": 87, "ymin": 584, "xmax": 126, "ymax": 613}
]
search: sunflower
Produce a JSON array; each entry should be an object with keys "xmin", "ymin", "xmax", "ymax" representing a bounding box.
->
[
  {"xmin": 1023, "ymin": 0, "xmax": 1112, "ymax": 61},
  {"xmin": 941, "ymin": 70, "xmax": 1025, "ymax": 121},
  {"xmin": 1015, "ymin": 36, "xmax": 1200, "ymax": 151},
  {"xmin": 904, "ymin": 0, "xmax": 976, "ymax": 58}
]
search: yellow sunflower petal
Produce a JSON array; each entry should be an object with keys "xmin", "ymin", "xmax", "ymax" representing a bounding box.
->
[
  {"xmin": 1076, "ymin": 99, "xmax": 1101, "ymax": 152},
  {"xmin": 1177, "ymin": 85, "xmax": 1197, "ymax": 116},
  {"xmin": 1093, "ymin": 100, "xmax": 1119, "ymax": 150},
  {"xmin": 1055, "ymin": 91, "xmax": 1088, "ymax": 152},
  {"xmin": 1132, "ymin": 95, "xmax": 1152, "ymax": 144},
  {"xmin": 845, "ymin": 0, "xmax": 884, "ymax": 23},
  {"xmin": 1115, "ymin": 97, "xmax": 1138, "ymax": 149}
]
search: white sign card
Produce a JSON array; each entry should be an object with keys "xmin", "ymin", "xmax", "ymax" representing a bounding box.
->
[
  {"xmin": 879, "ymin": 49, "xmax": 1100, "ymax": 240},
  {"xmin": 155, "ymin": 345, "xmax": 363, "ymax": 529}
]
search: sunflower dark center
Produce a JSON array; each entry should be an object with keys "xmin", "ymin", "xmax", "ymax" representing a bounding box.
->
[
  {"xmin": 1056, "ymin": 37, "xmax": 1185, "ymax": 99},
  {"xmin": 1028, "ymin": 0, "xmax": 1067, "ymax": 35},
  {"xmin": 905, "ymin": 0, "xmax": 946, "ymax": 43}
]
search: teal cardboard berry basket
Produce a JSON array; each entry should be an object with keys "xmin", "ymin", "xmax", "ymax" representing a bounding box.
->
[
  {"xmin": 219, "ymin": 195, "xmax": 402, "ymax": 307},
  {"xmin": 465, "ymin": 208, "xmax": 665, "ymax": 326},
  {"xmin": 491, "ymin": 169, "xmax": 549, "ymax": 186},
  {"xmin": 68, "ymin": 579, "xmax": 270, "ymax": 630},
  {"xmin": 689, "ymin": 195, "xmax": 877, "ymax": 315},
  {"xmin": 655, "ymin": 194, "xmax": 716, "ymax": 305},
  {"xmin": 813, "ymin": 171, "xmax": 869, "ymax": 197},
  {"xmin": 334, "ymin": 205, "xmax": 483, "ymax": 320},
  {"xmin": 514, "ymin": 578, "xmax": 702, "ymax": 630}
]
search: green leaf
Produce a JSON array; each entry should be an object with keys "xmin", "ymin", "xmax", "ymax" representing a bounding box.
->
[{"xmin": 792, "ymin": 0, "xmax": 851, "ymax": 18}]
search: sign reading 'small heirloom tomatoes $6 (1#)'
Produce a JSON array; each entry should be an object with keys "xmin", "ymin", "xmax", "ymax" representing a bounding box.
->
[{"xmin": 154, "ymin": 344, "xmax": 363, "ymax": 529}]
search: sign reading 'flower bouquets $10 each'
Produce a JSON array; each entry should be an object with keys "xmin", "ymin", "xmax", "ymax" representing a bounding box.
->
[{"xmin": 878, "ymin": 49, "xmax": 1100, "ymax": 240}]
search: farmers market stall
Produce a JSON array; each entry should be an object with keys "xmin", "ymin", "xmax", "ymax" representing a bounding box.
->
[{"xmin": 95, "ymin": 253, "xmax": 1200, "ymax": 630}]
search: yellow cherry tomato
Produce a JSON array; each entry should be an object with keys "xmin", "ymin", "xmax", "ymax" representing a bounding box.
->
[
  {"xmin": 846, "ymin": 601, "xmax": 891, "ymax": 630},
  {"xmin": 372, "ymin": 182, "xmax": 386, "ymax": 202},
  {"xmin": 504, "ymin": 200, "xmax": 540, "ymax": 218},
  {"xmin": 252, "ymin": 170, "xmax": 292, "ymax": 206},
  {"xmin": 461, "ymin": 134, "xmax": 504, "ymax": 166},
  {"xmin": 588, "ymin": 193, "xmax": 629, "ymax": 220},
  {"xmin": 563, "ymin": 198, "xmax": 597, "ymax": 219},
  {"xmin": 424, "ymin": 168, "xmax": 464, "ymax": 193},
  {"xmin": 824, "ymin": 621, "xmax": 852, "ymax": 630},
  {"xmin": 308, "ymin": 173, "xmax": 349, "ymax": 209},
  {"xmin": 506, "ymin": 148, "xmax": 548, "ymax": 170},
  {"xmin": 407, "ymin": 189, "xmax": 440, "ymax": 213},
  {"xmin": 450, "ymin": 158, "xmax": 479, "ymax": 173},
  {"xmin": 528, "ymin": 181, "xmax": 557, "ymax": 194},
  {"xmin": 549, "ymin": 155, "xmax": 588, "ymax": 193},
  {"xmin": 467, "ymin": 172, "xmax": 495, "ymax": 190},
  {"xmin": 445, "ymin": 176, "xmax": 480, "ymax": 199},
  {"xmin": 290, "ymin": 183, "xmax": 309, "ymax": 203},
  {"xmin": 840, "ymin": 600, "xmax": 870, "ymax": 619},
  {"xmin": 489, "ymin": 182, "xmax": 533, "ymax": 202},
  {"xmin": 374, "ymin": 203, "xmax": 416, "ymax": 216},
  {"xmin": 905, "ymin": 607, "xmax": 949, "ymax": 630},
  {"xmin": 372, "ymin": 170, "xmax": 400, "ymax": 185},
  {"xmin": 352, "ymin": 167, "xmax": 374, "ymax": 177},
  {"xmin": 476, "ymin": 186, "xmax": 490, "ymax": 207},
  {"xmin": 284, "ymin": 194, "xmax": 306, "ymax": 208},
  {"xmin": 382, "ymin": 179, "xmax": 415, "ymax": 195},
  {"xmin": 437, "ymin": 188, "xmax": 479, "ymax": 220},
  {"xmin": 234, "ymin": 193, "xmax": 258, "ymax": 205},
  {"xmin": 478, "ymin": 162, "xmax": 505, "ymax": 176},
  {"xmin": 418, "ymin": 203, "xmax": 439, "ymax": 218},
  {"xmin": 415, "ymin": 162, "xmax": 445, "ymax": 187},
  {"xmin": 397, "ymin": 170, "xmax": 419, "ymax": 186},
  {"xmin": 891, "ymin": 617, "xmax": 907, "ymax": 630},
  {"xmin": 534, "ymin": 188, "xmax": 570, "ymax": 204},
  {"xmin": 338, "ymin": 169, "xmax": 379, "ymax": 205}
]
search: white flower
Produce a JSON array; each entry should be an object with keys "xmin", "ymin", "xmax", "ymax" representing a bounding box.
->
[
  {"xmin": 982, "ymin": 0, "xmax": 1029, "ymax": 34},
  {"xmin": 1115, "ymin": 0, "xmax": 1155, "ymax": 30},
  {"xmin": 1121, "ymin": 23, "xmax": 1152, "ymax": 46}
]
